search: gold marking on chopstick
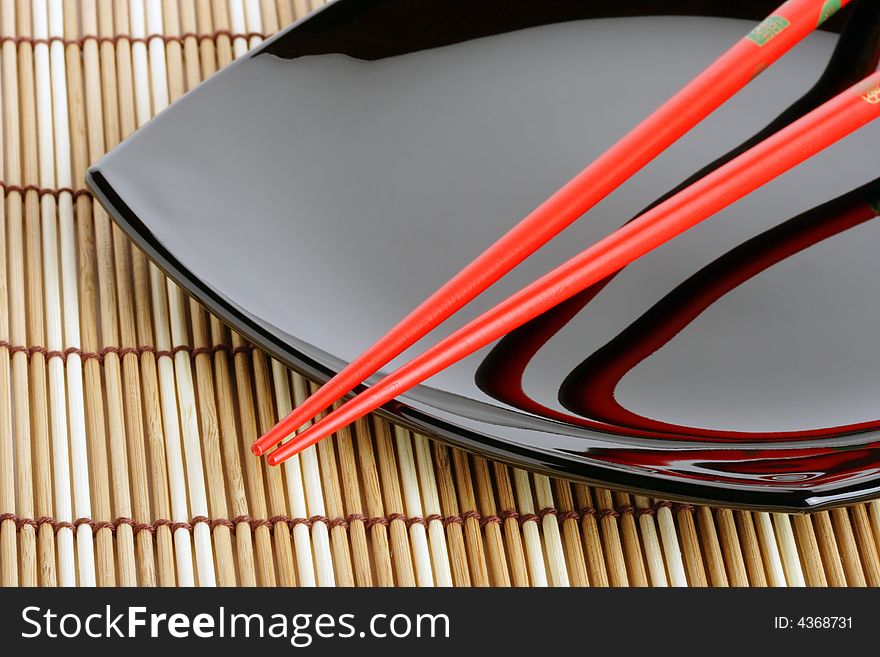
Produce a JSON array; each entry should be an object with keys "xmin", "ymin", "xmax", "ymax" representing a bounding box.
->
[
  {"xmin": 747, "ymin": 16, "xmax": 791, "ymax": 47},
  {"xmin": 750, "ymin": 62, "xmax": 769, "ymax": 81},
  {"xmin": 858, "ymin": 83, "xmax": 880, "ymax": 104}
]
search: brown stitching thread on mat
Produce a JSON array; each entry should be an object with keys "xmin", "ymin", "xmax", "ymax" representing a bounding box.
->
[
  {"xmin": 0, "ymin": 180, "xmax": 92, "ymax": 200},
  {"xmin": 0, "ymin": 504, "xmax": 698, "ymax": 535},
  {"xmin": 0, "ymin": 30, "xmax": 268, "ymax": 49},
  {"xmin": 0, "ymin": 340, "xmax": 251, "ymax": 364}
]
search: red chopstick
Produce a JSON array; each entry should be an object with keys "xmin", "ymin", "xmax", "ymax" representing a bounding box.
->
[
  {"xmin": 266, "ymin": 71, "xmax": 880, "ymax": 466},
  {"xmin": 253, "ymin": 0, "xmax": 850, "ymax": 456}
]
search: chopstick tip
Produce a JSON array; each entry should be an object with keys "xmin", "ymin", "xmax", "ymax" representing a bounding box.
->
[
  {"xmin": 265, "ymin": 450, "xmax": 285, "ymax": 467},
  {"xmin": 265, "ymin": 422, "xmax": 328, "ymax": 465}
]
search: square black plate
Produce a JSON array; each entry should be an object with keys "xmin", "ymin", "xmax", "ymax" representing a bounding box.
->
[{"xmin": 89, "ymin": 0, "xmax": 880, "ymax": 510}]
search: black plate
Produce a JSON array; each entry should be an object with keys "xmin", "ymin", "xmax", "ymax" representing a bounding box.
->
[{"xmin": 88, "ymin": 0, "xmax": 880, "ymax": 511}]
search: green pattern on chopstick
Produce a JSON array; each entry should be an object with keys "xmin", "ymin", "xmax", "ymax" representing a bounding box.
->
[
  {"xmin": 818, "ymin": 0, "xmax": 842, "ymax": 26},
  {"xmin": 747, "ymin": 15, "xmax": 791, "ymax": 46}
]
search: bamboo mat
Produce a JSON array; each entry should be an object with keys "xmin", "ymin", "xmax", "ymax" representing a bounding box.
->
[{"xmin": 0, "ymin": 0, "xmax": 879, "ymax": 588}]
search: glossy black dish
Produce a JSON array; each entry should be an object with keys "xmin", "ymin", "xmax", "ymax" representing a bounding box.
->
[{"xmin": 88, "ymin": 0, "xmax": 880, "ymax": 511}]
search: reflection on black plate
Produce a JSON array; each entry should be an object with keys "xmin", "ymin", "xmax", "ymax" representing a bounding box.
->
[{"xmin": 88, "ymin": 0, "xmax": 880, "ymax": 510}]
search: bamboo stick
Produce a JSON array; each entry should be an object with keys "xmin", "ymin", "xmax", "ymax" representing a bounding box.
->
[
  {"xmin": 210, "ymin": 1, "xmax": 234, "ymax": 69},
  {"xmin": 410, "ymin": 430, "xmax": 459, "ymax": 586},
  {"xmin": 791, "ymin": 515, "xmax": 827, "ymax": 587},
  {"xmin": 269, "ymin": 364, "xmax": 316, "ymax": 586},
  {"xmin": 849, "ymin": 505, "xmax": 880, "ymax": 586},
  {"xmin": 248, "ymin": 355, "xmax": 297, "ymax": 587},
  {"xmin": 430, "ymin": 442, "xmax": 474, "ymax": 586},
  {"xmin": 831, "ymin": 507, "xmax": 867, "ymax": 586},
  {"xmin": 228, "ymin": 0, "xmax": 249, "ymax": 57},
  {"xmin": 371, "ymin": 416, "xmax": 417, "ymax": 586},
  {"xmin": 194, "ymin": 1, "xmax": 216, "ymax": 76},
  {"xmin": 311, "ymin": 396, "xmax": 356, "ymax": 586},
  {"xmin": 290, "ymin": 402, "xmax": 336, "ymax": 586},
  {"xmin": 652, "ymin": 500, "xmax": 687, "ymax": 587},
  {"xmin": 17, "ymin": 0, "xmax": 56, "ymax": 587},
  {"xmin": 121, "ymin": 209, "xmax": 177, "ymax": 588},
  {"xmin": 283, "ymin": 374, "xmax": 335, "ymax": 586},
  {"xmin": 772, "ymin": 514, "xmax": 805, "ymax": 586},
  {"xmin": 142, "ymin": 267, "xmax": 202, "ymax": 585},
  {"xmin": 0, "ymin": 290, "xmax": 12, "ymax": 588},
  {"xmin": 258, "ymin": 0, "xmax": 279, "ymax": 53},
  {"xmin": 210, "ymin": 324, "xmax": 258, "ymax": 585},
  {"xmin": 352, "ymin": 416, "xmax": 394, "ymax": 586},
  {"xmin": 333, "ymin": 417, "xmax": 374, "ymax": 586},
  {"xmin": 33, "ymin": 0, "xmax": 79, "ymax": 586},
  {"xmin": 696, "ymin": 506, "xmax": 728, "ymax": 587},
  {"xmin": 673, "ymin": 506, "xmax": 706, "ymax": 587},
  {"xmin": 573, "ymin": 485, "xmax": 610, "ymax": 587},
  {"xmin": 613, "ymin": 492, "xmax": 647, "ymax": 587},
  {"xmin": 292, "ymin": 0, "xmax": 309, "ymax": 22},
  {"xmin": 314, "ymin": 434, "xmax": 356, "ymax": 586},
  {"xmin": 527, "ymin": 473, "xmax": 564, "ymax": 586},
  {"xmin": 230, "ymin": 334, "xmax": 278, "ymax": 586},
  {"xmin": 61, "ymin": 0, "xmax": 121, "ymax": 587},
  {"xmin": 447, "ymin": 447, "xmax": 492, "ymax": 586},
  {"xmin": 755, "ymin": 512, "xmax": 786, "ymax": 587},
  {"xmin": 812, "ymin": 511, "xmax": 846, "ymax": 587},
  {"xmin": 376, "ymin": 420, "xmax": 430, "ymax": 586},
  {"xmin": 178, "ymin": 1, "xmax": 203, "ymax": 89},
  {"xmin": 243, "ymin": 0, "xmax": 264, "ymax": 48},
  {"xmin": 720, "ymin": 510, "xmax": 750, "ymax": 586},
  {"xmin": 869, "ymin": 501, "xmax": 880, "ymax": 556},
  {"xmin": 487, "ymin": 461, "xmax": 529, "ymax": 586},
  {"xmin": 0, "ymin": 2, "xmax": 16, "ymax": 586},
  {"xmin": 551, "ymin": 480, "xmax": 588, "ymax": 587},
  {"xmin": 391, "ymin": 427, "xmax": 443, "ymax": 586},
  {"xmin": 274, "ymin": 0, "xmax": 292, "ymax": 28},
  {"xmin": 726, "ymin": 511, "xmax": 756, "ymax": 586},
  {"xmin": 0, "ymin": 0, "xmax": 29, "ymax": 588},
  {"xmin": 47, "ymin": 0, "xmax": 98, "ymax": 587},
  {"xmin": 87, "ymin": 0, "xmax": 156, "ymax": 588},
  {"xmin": 632, "ymin": 496, "xmax": 667, "ymax": 587},
  {"xmin": 593, "ymin": 488, "xmax": 629, "ymax": 586}
]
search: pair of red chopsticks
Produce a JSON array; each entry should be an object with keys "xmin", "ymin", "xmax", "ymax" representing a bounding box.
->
[{"xmin": 255, "ymin": 0, "xmax": 879, "ymax": 466}]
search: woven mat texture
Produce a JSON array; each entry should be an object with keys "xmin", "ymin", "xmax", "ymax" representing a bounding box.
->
[{"xmin": 1, "ymin": 0, "xmax": 879, "ymax": 587}]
